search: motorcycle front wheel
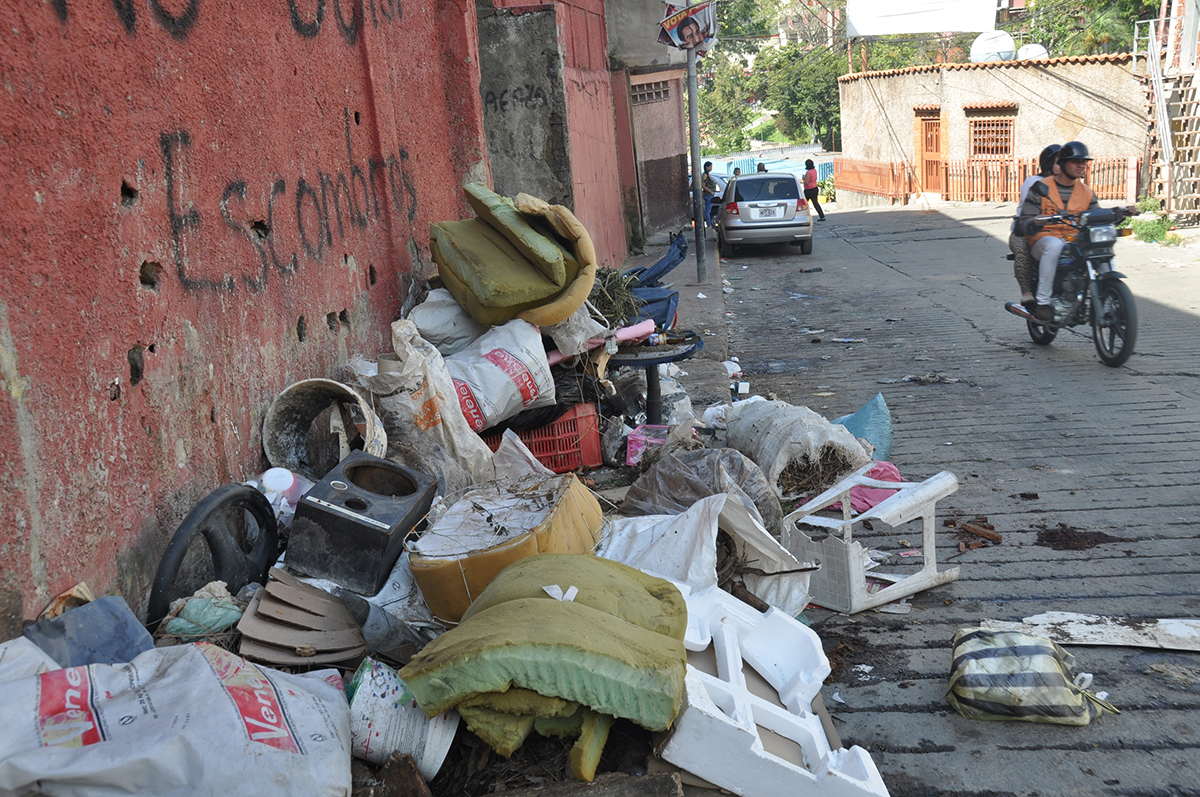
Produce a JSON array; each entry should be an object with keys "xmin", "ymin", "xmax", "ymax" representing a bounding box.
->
[{"xmin": 1093, "ymin": 280, "xmax": 1137, "ymax": 367}]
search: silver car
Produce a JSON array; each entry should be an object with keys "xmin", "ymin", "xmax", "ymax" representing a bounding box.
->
[{"xmin": 716, "ymin": 173, "xmax": 814, "ymax": 257}]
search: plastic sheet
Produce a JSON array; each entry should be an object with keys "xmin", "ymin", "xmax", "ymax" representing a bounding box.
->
[
  {"xmin": 832, "ymin": 392, "xmax": 893, "ymax": 462},
  {"xmin": 22, "ymin": 597, "xmax": 154, "ymax": 668},
  {"xmin": 599, "ymin": 493, "xmax": 814, "ymax": 617},
  {"xmin": 620, "ymin": 449, "xmax": 784, "ymax": 536}
]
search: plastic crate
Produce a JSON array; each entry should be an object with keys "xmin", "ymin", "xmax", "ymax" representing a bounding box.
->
[{"xmin": 480, "ymin": 403, "xmax": 603, "ymax": 474}]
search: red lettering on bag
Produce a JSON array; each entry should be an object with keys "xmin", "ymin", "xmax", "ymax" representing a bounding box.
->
[
  {"xmin": 38, "ymin": 667, "xmax": 104, "ymax": 748},
  {"xmin": 483, "ymin": 349, "xmax": 539, "ymax": 407},
  {"xmin": 454, "ymin": 378, "xmax": 488, "ymax": 431},
  {"xmin": 200, "ymin": 644, "xmax": 300, "ymax": 753}
]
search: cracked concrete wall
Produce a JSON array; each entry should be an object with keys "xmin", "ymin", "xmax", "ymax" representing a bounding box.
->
[{"xmin": 0, "ymin": 0, "xmax": 488, "ymax": 625}]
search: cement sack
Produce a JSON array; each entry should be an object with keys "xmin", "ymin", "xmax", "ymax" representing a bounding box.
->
[
  {"xmin": 599, "ymin": 493, "xmax": 814, "ymax": 617},
  {"xmin": 410, "ymin": 288, "xmax": 489, "ymax": 357},
  {"xmin": 725, "ymin": 399, "xmax": 871, "ymax": 499},
  {"xmin": 445, "ymin": 319, "xmax": 555, "ymax": 432},
  {"xmin": 0, "ymin": 642, "xmax": 352, "ymax": 797},
  {"xmin": 349, "ymin": 320, "xmax": 494, "ymax": 495}
]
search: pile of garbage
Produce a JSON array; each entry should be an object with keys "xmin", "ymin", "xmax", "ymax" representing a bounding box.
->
[{"xmin": 3, "ymin": 183, "xmax": 984, "ymax": 797}]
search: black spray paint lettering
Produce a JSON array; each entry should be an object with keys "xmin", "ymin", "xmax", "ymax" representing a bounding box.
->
[
  {"xmin": 219, "ymin": 181, "xmax": 269, "ymax": 292},
  {"xmin": 163, "ymin": 114, "xmax": 418, "ymax": 292},
  {"xmin": 288, "ymin": 0, "xmax": 399, "ymax": 38},
  {"xmin": 52, "ymin": 0, "xmax": 195, "ymax": 37},
  {"xmin": 483, "ymin": 85, "xmax": 549, "ymax": 115},
  {"xmin": 162, "ymin": 130, "xmax": 235, "ymax": 293}
]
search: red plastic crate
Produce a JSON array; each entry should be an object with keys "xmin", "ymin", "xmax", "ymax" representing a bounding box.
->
[{"xmin": 480, "ymin": 403, "xmax": 603, "ymax": 474}]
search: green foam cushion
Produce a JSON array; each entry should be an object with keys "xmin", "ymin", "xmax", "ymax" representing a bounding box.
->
[
  {"xmin": 399, "ymin": 598, "xmax": 686, "ymax": 731},
  {"xmin": 458, "ymin": 706, "xmax": 534, "ymax": 757},
  {"xmin": 458, "ymin": 687, "xmax": 577, "ymax": 718},
  {"xmin": 460, "ymin": 554, "xmax": 687, "ymax": 641},
  {"xmin": 465, "ymin": 182, "xmax": 566, "ymax": 287}
]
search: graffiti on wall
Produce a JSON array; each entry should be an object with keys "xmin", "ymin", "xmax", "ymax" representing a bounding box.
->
[
  {"xmin": 51, "ymin": 0, "xmax": 401, "ymax": 39},
  {"xmin": 483, "ymin": 85, "xmax": 549, "ymax": 115},
  {"xmin": 163, "ymin": 109, "xmax": 418, "ymax": 293}
]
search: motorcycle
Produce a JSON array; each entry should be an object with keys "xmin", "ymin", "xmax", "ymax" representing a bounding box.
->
[{"xmin": 1004, "ymin": 185, "xmax": 1137, "ymax": 367}]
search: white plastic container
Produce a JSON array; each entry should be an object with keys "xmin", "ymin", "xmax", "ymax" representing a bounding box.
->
[{"xmin": 347, "ymin": 658, "xmax": 459, "ymax": 779}]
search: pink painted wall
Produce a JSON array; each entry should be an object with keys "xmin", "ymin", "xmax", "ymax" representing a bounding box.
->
[{"xmin": 0, "ymin": 0, "xmax": 487, "ymax": 621}]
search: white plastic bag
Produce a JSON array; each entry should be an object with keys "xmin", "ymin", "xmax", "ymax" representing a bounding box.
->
[
  {"xmin": 410, "ymin": 288, "xmax": 488, "ymax": 357},
  {"xmin": 349, "ymin": 320, "xmax": 495, "ymax": 495},
  {"xmin": 598, "ymin": 493, "xmax": 814, "ymax": 617},
  {"xmin": 445, "ymin": 319, "xmax": 556, "ymax": 431},
  {"xmin": 0, "ymin": 643, "xmax": 352, "ymax": 797}
]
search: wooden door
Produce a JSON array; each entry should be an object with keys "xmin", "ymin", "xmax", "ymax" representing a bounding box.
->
[{"xmin": 921, "ymin": 118, "xmax": 943, "ymax": 193}]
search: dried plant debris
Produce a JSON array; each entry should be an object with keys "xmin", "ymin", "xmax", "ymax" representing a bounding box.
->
[
  {"xmin": 777, "ymin": 448, "xmax": 858, "ymax": 497},
  {"xmin": 1033, "ymin": 523, "xmax": 1128, "ymax": 551},
  {"xmin": 589, "ymin": 267, "xmax": 642, "ymax": 328}
]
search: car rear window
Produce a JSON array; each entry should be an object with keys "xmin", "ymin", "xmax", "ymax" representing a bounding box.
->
[{"xmin": 734, "ymin": 177, "xmax": 799, "ymax": 202}]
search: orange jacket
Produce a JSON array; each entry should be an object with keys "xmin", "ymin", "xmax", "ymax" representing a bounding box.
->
[{"xmin": 1027, "ymin": 177, "xmax": 1095, "ymax": 245}]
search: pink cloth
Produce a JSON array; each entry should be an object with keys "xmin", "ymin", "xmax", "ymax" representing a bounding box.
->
[
  {"xmin": 824, "ymin": 461, "xmax": 904, "ymax": 514},
  {"xmin": 803, "ymin": 169, "xmax": 819, "ymax": 190}
]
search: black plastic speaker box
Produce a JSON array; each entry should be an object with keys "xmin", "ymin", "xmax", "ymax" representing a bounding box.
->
[{"xmin": 286, "ymin": 452, "xmax": 437, "ymax": 595}]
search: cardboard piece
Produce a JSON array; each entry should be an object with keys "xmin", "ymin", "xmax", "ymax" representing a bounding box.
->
[{"xmin": 237, "ymin": 568, "xmax": 367, "ymax": 666}]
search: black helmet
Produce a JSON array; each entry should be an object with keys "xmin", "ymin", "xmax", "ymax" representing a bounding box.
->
[
  {"xmin": 1038, "ymin": 144, "xmax": 1062, "ymax": 176},
  {"xmin": 1057, "ymin": 141, "xmax": 1093, "ymax": 164}
]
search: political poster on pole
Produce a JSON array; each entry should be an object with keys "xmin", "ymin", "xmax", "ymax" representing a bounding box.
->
[{"xmin": 659, "ymin": 2, "xmax": 717, "ymax": 51}]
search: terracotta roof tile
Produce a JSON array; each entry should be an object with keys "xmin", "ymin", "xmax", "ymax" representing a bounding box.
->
[
  {"xmin": 963, "ymin": 100, "xmax": 1018, "ymax": 110},
  {"xmin": 912, "ymin": 103, "xmax": 941, "ymax": 111},
  {"xmin": 838, "ymin": 52, "xmax": 1132, "ymax": 83}
]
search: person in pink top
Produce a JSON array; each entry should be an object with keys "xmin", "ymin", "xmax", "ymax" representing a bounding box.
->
[{"xmin": 803, "ymin": 159, "xmax": 826, "ymax": 221}]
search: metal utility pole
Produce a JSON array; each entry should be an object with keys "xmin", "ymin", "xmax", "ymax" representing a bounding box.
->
[{"xmin": 687, "ymin": 44, "xmax": 706, "ymax": 282}]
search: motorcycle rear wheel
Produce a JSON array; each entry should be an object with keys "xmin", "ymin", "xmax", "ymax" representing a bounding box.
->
[
  {"xmin": 1027, "ymin": 318, "xmax": 1057, "ymax": 345},
  {"xmin": 1093, "ymin": 280, "xmax": 1137, "ymax": 367}
]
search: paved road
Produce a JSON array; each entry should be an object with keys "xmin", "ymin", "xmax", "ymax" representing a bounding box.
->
[{"xmin": 713, "ymin": 204, "xmax": 1200, "ymax": 797}]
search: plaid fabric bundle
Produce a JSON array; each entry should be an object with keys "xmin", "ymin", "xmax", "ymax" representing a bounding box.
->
[{"xmin": 947, "ymin": 629, "xmax": 1118, "ymax": 726}]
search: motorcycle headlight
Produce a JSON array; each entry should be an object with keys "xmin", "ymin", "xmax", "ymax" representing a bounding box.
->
[{"xmin": 1090, "ymin": 224, "xmax": 1117, "ymax": 243}]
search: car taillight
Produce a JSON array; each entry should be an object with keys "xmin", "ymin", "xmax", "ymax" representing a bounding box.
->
[
  {"xmin": 725, "ymin": 202, "xmax": 738, "ymax": 215},
  {"xmin": 798, "ymin": 198, "xmax": 808, "ymax": 210}
]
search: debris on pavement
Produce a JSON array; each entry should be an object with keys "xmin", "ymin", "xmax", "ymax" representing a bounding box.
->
[
  {"xmin": 157, "ymin": 580, "xmax": 245, "ymax": 645},
  {"xmin": 262, "ymin": 377, "xmax": 388, "ymax": 481},
  {"xmin": 348, "ymin": 657, "xmax": 459, "ymax": 777},
  {"xmin": 237, "ymin": 567, "xmax": 368, "ymax": 666},
  {"xmin": 782, "ymin": 463, "xmax": 961, "ymax": 614},
  {"xmin": 287, "ymin": 451, "xmax": 438, "ymax": 596},
  {"xmin": 725, "ymin": 399, "xmax": 872, "ymax": 498},
  {"xmin": 980, "ymin": 612, "xmax": 1200, "ymax": 652},
  {"xmin": 658, "ymin": 587, "xmax": 889, "ymax": 797},
  {"xmin": 399, "ymin": 555, "xmax": 687, "ymax": 782},
  {"xmin": 37, "ymin": 582, "xmax": 95, "ymax": 620},
  {"xmin": 407, "ymin": 474, "xmax": 603, "ymax": 624},
  {"xmin": 23, "ymin": 595, "xmax": 154, "ymax": 668},
  {"xmin": 947, "ymin": 629, "xmax": 1117, "ymax": 726},
  {"xmin": 0, "ymin": 642, "xmax": 353, "ymax": 795}
]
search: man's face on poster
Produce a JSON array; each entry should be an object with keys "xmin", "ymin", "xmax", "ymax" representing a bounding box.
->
[{"xmin": 679, "ymin": 18, "xmax": 703, "ymax": 48}]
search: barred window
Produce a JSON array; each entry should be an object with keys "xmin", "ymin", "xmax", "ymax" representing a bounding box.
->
[
  {"xmin": 631, "ymin": 81, "xmax": 670, "ymax": 105},
  {"xmin": 970, "ymin": 118, "xmax": 1014, "ymax": 158}
]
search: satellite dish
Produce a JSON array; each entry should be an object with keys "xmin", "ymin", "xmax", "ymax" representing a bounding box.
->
[
  {"xmin": 970, "ymin": 31, "xmax": 1017, "ymax": 63},
  {"xmin": 1017, "ymin": 43, "xmax": 1050, "ymax": 60}
]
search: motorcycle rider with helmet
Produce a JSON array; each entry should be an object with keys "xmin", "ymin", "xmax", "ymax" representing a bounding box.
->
[
  {"xmin": 1017, "ymin": 141, "xmax": 1101, "ymax": 326},
  {"xmin": 1010, "ymin": 144, "xmax": 1061, "ymax": 311}
]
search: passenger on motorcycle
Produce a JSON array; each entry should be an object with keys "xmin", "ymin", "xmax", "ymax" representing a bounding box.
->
[
  {"xmin": 1010, "ymin": 145, "xmax": 1061, "ymax": 311},
  {"xmin": 1018, "ymin": 141, "xmax": 1100, "ymax": 326}
]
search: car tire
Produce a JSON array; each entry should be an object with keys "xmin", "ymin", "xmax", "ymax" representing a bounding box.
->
[
  {"xmin": 799, "ymin": 238, "xmax": 813, "ymax": 255},
  {"xmin": 719, "ymin": 234, "xmax": 735, "ymax": 259}
]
